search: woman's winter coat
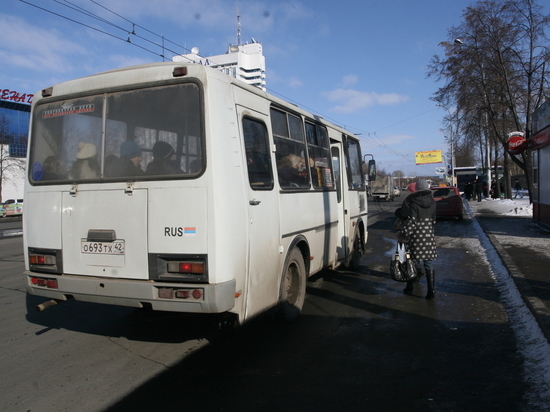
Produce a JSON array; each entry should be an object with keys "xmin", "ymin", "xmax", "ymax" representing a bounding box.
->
[{"xmin": 395, "ymin": 190, "xmax": 437, "ymax": 261}]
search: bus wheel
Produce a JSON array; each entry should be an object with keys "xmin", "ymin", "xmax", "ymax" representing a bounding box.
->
[
  {"xmin": 274, "ymin": 248, "xmax": 306, "ymax": 322},
  {"xmin": 348, "ymin": 234, "xmax": 363, "ymax": 269}
]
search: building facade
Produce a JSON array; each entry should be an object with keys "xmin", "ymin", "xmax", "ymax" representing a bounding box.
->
[
  {"xmin": 1, "ymin": 93, "xmax": 30, "ymax": 158},
  {"xmin": 532, "ymin": 99, "xmax": 550, "ymax": 228},
  {"xmin": 173, "ymin": 41, "xmax": 266, "ymax": 91}
]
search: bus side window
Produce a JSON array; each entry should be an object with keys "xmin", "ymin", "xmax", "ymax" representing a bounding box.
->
[
  {"xmin": 345, "ymin": 137, "xmax": 364, "ymax": 190},
  {"xmin": 270, "ymin": 108, "xmax": 310, "ymax": 189},
  {"xmin": 305, "ymin": 122, "xmax": 332, "ymax": 189},
  {"xmin": 243, "ymin": 117, "xmax": 273, "ymax": 190}
]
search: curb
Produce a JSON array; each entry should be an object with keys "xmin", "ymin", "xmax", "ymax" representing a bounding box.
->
[{"xmin": 476, "ymin": 217, "xmax": 550, "ymax": 344}]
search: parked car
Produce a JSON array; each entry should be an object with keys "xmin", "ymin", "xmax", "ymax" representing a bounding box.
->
[
  {"xmin": 2, "ymin": 198, "xmax": 23, "ymax": 217},
  {"xmin": 393, "ymin": 186, "xmax": 401, "ymax": 197},
  {"xmin": 430, "ymin": 186, "xmax": 463, "ymax": 220}
]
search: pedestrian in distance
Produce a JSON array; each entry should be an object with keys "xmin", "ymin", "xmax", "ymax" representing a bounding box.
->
[
  {"xmin": 395, "ymin": 179, "xmax": 438, "ymax": 299},
  {"xmin": 474, "ymin": 177, "xmax": 484, "ymax": 202},
  {"xmin": 514, "ymin": 179, "xmax": 524, "ymax": 199},
  {"xmin": 464, "ymin": 181, "xmax": 474, "ymax": 201},
  {"xmin": 490, "ymin": 180, "xmax": 497, "ymax": 199}
]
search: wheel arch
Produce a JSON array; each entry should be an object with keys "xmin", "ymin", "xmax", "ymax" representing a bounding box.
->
[{"xmin": 286, "ymin": 235, "xmax": 311, "ymax": 276}]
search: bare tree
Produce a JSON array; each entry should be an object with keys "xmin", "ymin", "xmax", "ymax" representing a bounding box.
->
[
  {"xmin": 0, "ymin": 113, "xmax": 27, "ymax": 203},
  {"xmin": 428, "ymin": 0, "xmax": 550, "ymax": 201}
]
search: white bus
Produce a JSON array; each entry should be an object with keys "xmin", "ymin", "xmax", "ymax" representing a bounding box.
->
[{"xmin": 23, "ymin": 63, "xmax": 374, "ymax": 324}]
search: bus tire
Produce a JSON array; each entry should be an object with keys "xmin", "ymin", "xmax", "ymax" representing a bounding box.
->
[
  {"xmin": 273, "ymin": 247, "xmax": 307, "ymax": 322},
  {"xmin": 350, "ymin": 234, "xmax": 363, "ymax": 269}
]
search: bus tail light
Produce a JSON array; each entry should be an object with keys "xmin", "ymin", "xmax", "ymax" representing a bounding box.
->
[
  {"xmin": 172, "ymin": 67, "xmax": 187, "ymax": 77},
  {"xmin": 167, "ymin": 261, "xmax": 205, "ymax": 274},
  {"xmin": 149, "ymin": 254, "xmax": 208, "ymax": 283},
  {"xmin": 158, "ymin": 287, "xmax": 204, "ymax": 300},
  {"xmin": 28, "ymin": 248, "xmax": 63, "ymax": 274},
  {"xmin": 30, "ymin": 276, "xmax": 58, "ymax": 289},
  {"xmin": 30, "ymin": 254, "xmax": 56, "ymax": 266}
]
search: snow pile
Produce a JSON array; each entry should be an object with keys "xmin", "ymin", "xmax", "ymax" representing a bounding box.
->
[{"xmin": 467, "ymin": 196, "xmax": 532, "ymax": 217}]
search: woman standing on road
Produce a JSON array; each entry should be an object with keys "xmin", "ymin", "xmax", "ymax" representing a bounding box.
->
[{"xmin": 395, "ymin": 179, "xmax": 438, "ymax": 299}]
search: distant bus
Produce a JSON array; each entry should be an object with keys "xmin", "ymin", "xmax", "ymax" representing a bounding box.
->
[
  {"xmin": 455, "ymin": 166, "xmax": 503, "ymax": 191},
  {"xmin": 23, "ymin": 63, "xmax": 374, "ymax": 324}
]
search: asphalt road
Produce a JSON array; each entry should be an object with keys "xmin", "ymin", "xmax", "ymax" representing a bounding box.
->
[{"xmin": 1, "ymin": 201, "xmax": 547, "ymax": 411}]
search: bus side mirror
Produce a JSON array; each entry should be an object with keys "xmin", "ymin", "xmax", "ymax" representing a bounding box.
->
[{"xmin": 368, "ymin": 159, "xmax": 377, "ymax": 182}]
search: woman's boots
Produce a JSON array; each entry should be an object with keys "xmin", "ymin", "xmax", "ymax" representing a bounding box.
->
[
  {"xmin": 414, "ymin": 264, "xmax": 424, "ymax": 282},
  {"xmin": 404, "ymin": 281, "xmax": 414, "ymax": 295},
  {"xmin": 403, "ymin": 269, "xmax": 435, "ymax": 299},
  {"xmin": 425, "ymin": 269, "xmax": 435, "ymax": 300}
]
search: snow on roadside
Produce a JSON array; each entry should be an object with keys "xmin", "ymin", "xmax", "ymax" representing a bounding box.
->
[
  {"xmin": 468, "ymin": 196, "xmax": 533, "ymax": 216},
  {"xmin": 465, "ymin": 201, "xmax": 550, "ymax": 409}
]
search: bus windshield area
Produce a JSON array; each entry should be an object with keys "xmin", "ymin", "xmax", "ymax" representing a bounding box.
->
[{"xmin": 29, "ymin": 83, "xmax": 203, "ymax": 184}]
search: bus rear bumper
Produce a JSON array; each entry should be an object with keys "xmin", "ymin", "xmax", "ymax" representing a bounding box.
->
[{"xmin": 24, "ymin": 271, "xmax": 236, "ymax": 313}]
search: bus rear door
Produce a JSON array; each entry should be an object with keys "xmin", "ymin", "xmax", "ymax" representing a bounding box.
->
[{"xmin": 238, "ymin": 106, "xmax": 281, "ymax": 318}]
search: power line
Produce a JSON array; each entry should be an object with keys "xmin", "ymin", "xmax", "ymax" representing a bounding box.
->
[
  {"xmin": 20, "ymin": 0, "xmax": 208, "ymax": 63},
  {"xmin": 20, "ymin": 0, "xmax": 165, "ymax": 58},
  {"xmin": 20, "ymin": 0, "xmax": 434, "ymax": 163}
]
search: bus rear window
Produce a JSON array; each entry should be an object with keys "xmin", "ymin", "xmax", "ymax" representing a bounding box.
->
[{"xmin": 29, "ymin": 83, "xmax": 203, "ymax": 184}]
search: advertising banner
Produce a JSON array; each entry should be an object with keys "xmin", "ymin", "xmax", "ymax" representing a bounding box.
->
[{"xmin": 415, "ymin": 150, "xmax": 443, "ymax": 165}]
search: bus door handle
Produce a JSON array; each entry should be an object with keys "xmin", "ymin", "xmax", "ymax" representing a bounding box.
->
[{"xmin": 249, "ymin": 199, "xmax": 261, "ymax": 206}]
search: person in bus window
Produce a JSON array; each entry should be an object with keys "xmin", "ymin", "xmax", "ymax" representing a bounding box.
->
[
  {"xmin": 70, "ymin": 142, "xmax": 99, "ymax": 179},
  {"xmin": 42, "ymin": 155, "xmax": 63, "ymax": 180},
  {"xmin": 277, "ymin": 153, "xmax": 307, "ymax": 187},
  {"xmin": 104, "ymin": 154, "xmax": 120, "ymax": 177},
  {"xmin": 146, "ymin": 141, "xmax": 183, "ymax": 175},
  {"xmin": 119, "ymin": 141, "xmax": 145, "ymax": 177}
]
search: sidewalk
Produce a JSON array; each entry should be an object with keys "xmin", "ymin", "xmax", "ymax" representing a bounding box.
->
[{"xmin": 468, "ymin": 197, "xmax": 550, "ymax": 343}]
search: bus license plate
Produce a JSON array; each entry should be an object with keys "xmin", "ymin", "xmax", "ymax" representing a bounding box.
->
[{"xmin": 81, "ymin": 240, "xmax": 125, "ymax": 255}]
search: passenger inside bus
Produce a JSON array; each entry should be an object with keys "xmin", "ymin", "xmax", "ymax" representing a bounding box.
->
[
  {"xmin": 69, "ymin": 142, "xmax": 99, "ymax": 179},
  {"xmin": 145, "ymin": 141, "xmax": 183, "ymax": 175},
  {"xmin": 277, "ymin": 153, "xmax": 309, "ymax": 187},
  {"xmin": 119, "ymin": 140, "xmax": 145, "ymax": 177},
  {"xmin": 42, "ymin": 155, "xmax": 63, "ymax": 180},
  {"xmin": 104, "ymin": 154, "xmax": 119, "ymax": 177}
]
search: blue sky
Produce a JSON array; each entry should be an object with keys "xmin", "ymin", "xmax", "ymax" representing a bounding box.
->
[{"xmin": 2, "ymin": 0, "xmax": 514, "ymax": 182}]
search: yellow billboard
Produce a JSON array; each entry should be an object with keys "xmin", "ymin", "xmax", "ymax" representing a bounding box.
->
[{"xmin": 415, "ymin": 150, "xmax": 443, "ymax": 165}]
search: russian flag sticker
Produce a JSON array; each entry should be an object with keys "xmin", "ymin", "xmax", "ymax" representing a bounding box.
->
[{"xmin": 184, "ymin": 227, "xmax": 196, "ymax": 235}]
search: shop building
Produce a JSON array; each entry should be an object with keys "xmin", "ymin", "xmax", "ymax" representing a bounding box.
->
[
  {"xmin": 532, "ymin": 99, "xmax": 550, "ymax": 228},
  {"xmin": 1, "ymin": 89, "xmax": 31, "ymax": 158}
]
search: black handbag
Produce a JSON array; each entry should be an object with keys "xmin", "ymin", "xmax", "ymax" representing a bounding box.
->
[{"xmin": 390, "ymin": 242, "xmax": 418, "ymax": 282}]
